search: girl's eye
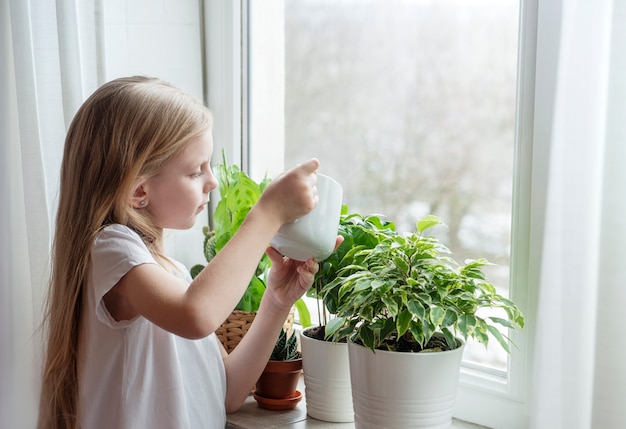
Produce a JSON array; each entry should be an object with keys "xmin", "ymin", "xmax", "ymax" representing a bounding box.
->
[{"xmin": 191, "ymin": 162, "xmax": 210, "ymax": 178}]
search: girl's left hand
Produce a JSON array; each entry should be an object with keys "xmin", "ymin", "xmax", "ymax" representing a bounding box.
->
[
  {"xmin": 265, "ymin": 236, "xmax": 343, "ymax": 307},
  {"xmin": 264, "ymin": 249, "xmax": 319, "ymax": 307}
]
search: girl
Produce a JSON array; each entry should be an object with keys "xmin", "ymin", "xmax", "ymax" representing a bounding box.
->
[{"xmin": 38, "ymin": 76, "xmax": 333, "ymax": 428}]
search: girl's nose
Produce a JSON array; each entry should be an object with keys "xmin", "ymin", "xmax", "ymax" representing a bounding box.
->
[{"xmin": 204, "ymin": 170, "xmax": 218, "ymax": 194}]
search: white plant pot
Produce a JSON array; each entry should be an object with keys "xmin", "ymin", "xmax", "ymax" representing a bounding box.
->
[
  {"xmin": 348, "ymin": 339, "xmax": 465, "ymax": 429},
  {"xmin": 300, "ymin": 327, "xmax": 354, "ymax": 422}
]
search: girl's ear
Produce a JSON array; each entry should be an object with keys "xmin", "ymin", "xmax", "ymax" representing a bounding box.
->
[{"xmin": 130, "ymin": 183, "xmax": 148, "ymax": 209}]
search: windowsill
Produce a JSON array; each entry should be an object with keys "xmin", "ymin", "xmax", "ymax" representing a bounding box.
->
[{"xmin": 226, "ymin": 376, "xmax": 490, "ymax": 429}]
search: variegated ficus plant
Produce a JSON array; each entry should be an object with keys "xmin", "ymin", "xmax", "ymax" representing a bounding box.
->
[{"xmin": 323, "ymin": 215, "xmax": 524, "ymax": 353}]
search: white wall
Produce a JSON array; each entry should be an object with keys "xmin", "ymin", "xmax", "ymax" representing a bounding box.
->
[
  {"xmin": 102, "ymin": 0, "xmax": 204, "ymax": 98},
  {"xmin": 102, "ymin": 0, "xmax": 208, "ymax": 269}
]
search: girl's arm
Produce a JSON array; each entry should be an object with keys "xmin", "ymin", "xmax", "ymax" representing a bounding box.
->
[
  {"xmin": 110, "ymin": 159, "xmax": 320, "ymax": 339},
  {"xmin": 220, "ymin": 247, "xmax": 319, "ymax": 412},
  {"xmin": 221, "ymin": 236, "xmax": 343, "ymax": 413}
]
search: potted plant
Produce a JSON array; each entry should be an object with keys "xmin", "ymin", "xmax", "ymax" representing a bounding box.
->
[
  {"xmin": 190, "ymin": 151, "xmax": 311, "ymax": 352},
  {"xmin": 254, "ymin": 328, "xmax": 303, "ymax": 411},
  {"xmin": 300, "ymin": 207, "xmax": 396, "ymax": 422},
  {"xmin": 324, "ymin": 215, "xmax": 525, "ymax": 429}
]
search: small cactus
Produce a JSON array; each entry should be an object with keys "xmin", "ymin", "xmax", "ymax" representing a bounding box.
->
[
  {"xmin": 202, "ymin": 227, "xmax": 217, "ymax": 262},
  {"xmin": 190, "ymin": 229, "xmax": 217, "ymax": 279},
  {"xmin": 270, "ymin": 329, "xmax": 300, "ymax": 361}
]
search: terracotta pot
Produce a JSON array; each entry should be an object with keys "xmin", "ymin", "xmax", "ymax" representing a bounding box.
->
[
  {"xmin": 255, "ymin": 358, "xmax": 302, "ymax": 399},
  {"xmin": 253, "ymin": 390, "xmax": 302, "ymax": 411}
]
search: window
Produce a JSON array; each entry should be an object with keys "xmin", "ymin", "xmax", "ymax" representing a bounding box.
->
[
  {"xmin": 208, "ymin": 0, "xmax": 538, "ymax": 426},
  {"xmin": 283, "ymin": 0, "xmax": 519, "ymax": 376}
]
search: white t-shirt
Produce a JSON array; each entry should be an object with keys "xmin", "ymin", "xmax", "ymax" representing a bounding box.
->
[{"xmin": 78, "ymin": 224, "xmax": 227, "ymax": 429}]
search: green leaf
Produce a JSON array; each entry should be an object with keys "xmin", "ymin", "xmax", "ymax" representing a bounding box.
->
[
  {"xmin": 442, "ymin": 328, "xmax": 457, "ymax": 349},
  {"xmin": 359, "ymin": 305, "xmax": 374, "ymax": 321},
  {"xmin": 422, "ymin": 321, "xmax": 433, "ymax": 345},
  {"xmin": 409, "ymin": 320, "xmax": 424, "ymax": 347},
  {"xmin": 441, "ymin": 309, "xmax": 458, "ymax": 327},
  {"xmin": 237, "ymin": 275, "xmax": 265, "ymax": 312},
  {"xmin": 359, "ymin": 325, "xmax": 376, "ymax": 351},
  {"xmin": 486, "ymin": 324, "xmax": 511, "ymax": 354},
  {"xmin": 380, "ymin": 318, "xmax": 396, "ymax": 341},
  {"xmin": 409, "ymin": 321, "xmax": 425, "ymax": 347},
  {"xmin": 371, "ymin": 279, "xmax": 387, "ymax": 289},
  {"xmin": 396, "ymin": 310, "xmax": 412, "ymax": 337},
  {"xmin": 430, "ymin": 306, "xmax": 445, "ymax": 326},
  {"xmin": 294, "ymin": 298, "xmax": 311, "ymax": 328},
  {"xmin": 417, "ymin": 215, "xmax": 442, "ymax": 234},
  {"xmin": 324, "ymin": 317, "xmax": 346, "ymax": 340},
  {"xmin": 270, "ymin": 329, "xmax": 299, "ymax": 360},
  {"xmin": 417, "ymin": 293, "xmax": 433, "ymax": 306},
  {"xmin": 458, "ymin": 314, "xmax": 477, "ymax": 337},
  {"xmin": 488, "ymin": 316, "xmax": 515, "ymax": 329},
  {"xmin": 407, "ymin": 300, "xmax": 426, "ymax": 321},
  {"xmin": 393, "ymin": 256, "xmax": 409, "ymax": 274},
  {"xmin": 473, "ymin": 325, "xmax": 490, "ymax": 347},
  {"xmin": 382, "ymin": 297, "xmax": 399, "ymax": 316}
]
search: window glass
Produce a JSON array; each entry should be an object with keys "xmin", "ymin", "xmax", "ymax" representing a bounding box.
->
[{"xmin": 284, "ymin": 0, "xmax": 520, "ymax": 372}]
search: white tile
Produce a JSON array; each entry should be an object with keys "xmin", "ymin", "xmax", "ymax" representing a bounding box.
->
[
  {"xmin": 126, "ymin": 0, "xmax": 164, "ymax": 25},
  {"xmin": 164, "ymin": 0, "xmax": 200, "ymax": 24},
  {"xmin": 102, "ymin": 0, "xmax": 126, "ymax": 25},
  {"xmin": 163, "ymin": 24, "xmax": 202, "ymax": 65},
  {"xmin": 126, "ymin": 24, "xmax": 166, "ymax": 73},
  {"xmin": 160, "ymin": 23, "xmax": 203, "ymax": 97},
  {"xmin": 103, "ymin": 24, "xmax": 129, "ymax": 80}
]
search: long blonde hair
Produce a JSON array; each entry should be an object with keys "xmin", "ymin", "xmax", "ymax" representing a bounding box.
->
[{"xmin": 38, "ymin": 76, "xmax": 212, "ymax": 428}]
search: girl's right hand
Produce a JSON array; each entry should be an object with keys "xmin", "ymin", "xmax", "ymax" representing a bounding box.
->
[{"xmin": 256, "ymin": 158, "xmax": 320, "ymax": 225}]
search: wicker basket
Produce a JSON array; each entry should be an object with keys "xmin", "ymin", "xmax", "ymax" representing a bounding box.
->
[{"xmin": 217, "ymin": 307, "xmax": 296, "ymax": 354}]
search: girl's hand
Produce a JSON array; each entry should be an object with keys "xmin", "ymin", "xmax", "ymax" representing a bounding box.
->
[
  {"xmin": 256, "ymin": 159, "xmax": 320, "ymax": 226},
  {"xmin": 264, "ymin": 236, "xmax": 344, "ymax": 308},
  {"xmin": 264, "ymin": 247, "xmax": 319, "ymax": 308}
]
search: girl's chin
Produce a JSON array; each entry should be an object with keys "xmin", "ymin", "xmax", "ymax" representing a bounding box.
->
[{"xmin": 163, "ymin": 217, "xmax": 199, "ymax": 231}]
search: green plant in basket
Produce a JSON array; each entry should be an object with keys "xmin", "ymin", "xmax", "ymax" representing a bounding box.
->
[
  {"xmin": 324, "ymin": 215, "xmax": 524, "ymax": 353},
  {"xmin": 190, "ymin": 150, "xmax": 311, "ymax": 326}
]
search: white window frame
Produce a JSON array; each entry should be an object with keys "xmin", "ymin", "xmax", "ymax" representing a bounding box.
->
[
  {"xmin": 203, "ymin": 0, "xmax": 245, "ymax": 173},
  {"xmin": 203, "ymin": 0, "xmax": 285, "ymax": 184},
  {"xmin": 203, "ymin": 0, "xmax": 559, "ymax": 427},
  {"xmin": 454, "ymin": 0, "xmax": 540, "ymax": 425}
]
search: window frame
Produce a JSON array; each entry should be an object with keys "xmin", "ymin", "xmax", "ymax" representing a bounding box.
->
[
  {"xmin": 454, "ymin": 0, "xmax": 541, "ymax": 425},
  {"xmin": 203, "ymin": 0, "xmax": 554, "ymax": 426}
]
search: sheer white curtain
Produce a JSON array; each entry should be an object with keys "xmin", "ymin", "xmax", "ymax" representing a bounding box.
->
[
  {"xmin": 529, "ymin": 0, "xmax": 626, "ymax": 427},
  {"xmin": 0, "ymin": 0, "xmax": 99, "ymax": 427}
]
